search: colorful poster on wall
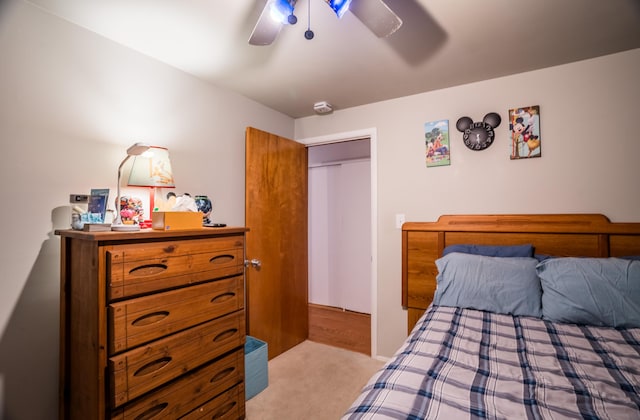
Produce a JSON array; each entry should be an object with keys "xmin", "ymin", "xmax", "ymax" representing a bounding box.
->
[
  {"xmin": 424, "ymin": 119, "xmax": 450, "ymax": 167},
  {"xmin": 509, "ymin": 105, "xmax": 541, "ymax": 159}
]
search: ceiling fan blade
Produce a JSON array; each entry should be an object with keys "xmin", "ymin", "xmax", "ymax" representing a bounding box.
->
[
  {"xmin": 249, "ymin": 1, "xmax": 283, "ymax": 46},
  {"xmin": 322, "ymin": 0, "xmax": 353, "ymax": 18},
  {"xmin": 349, "ymin": 0, "xmax": 402, "ymax": 38}
]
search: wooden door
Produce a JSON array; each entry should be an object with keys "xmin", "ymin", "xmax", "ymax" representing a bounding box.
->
[{"xmin": 245, "ymin": 127, "xmax": 308, "ymax": 359}]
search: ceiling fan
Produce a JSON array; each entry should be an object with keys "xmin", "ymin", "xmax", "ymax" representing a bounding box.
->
[{"xmin": 249, "ymin": 0, "xmax": 403, "ymax": 46}]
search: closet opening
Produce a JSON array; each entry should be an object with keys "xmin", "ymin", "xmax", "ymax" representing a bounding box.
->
[{"xmin": 307, "ymin": 138, "xmax": 372, "ymax": 355}]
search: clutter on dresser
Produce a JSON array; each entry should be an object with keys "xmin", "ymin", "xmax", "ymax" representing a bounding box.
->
[
  {"xmin": 195, "ymin": 195, "xmax": 213, "ymax": 225},
  {"xmin": 82, "ymin": 223, "xmax": 111, "ymax": 232},
  {"xmin": 151, "ymin": 193, "xmax": 203, "ymax": 230},
  {"xmin": 70, "ymin": 190, "xmax": 111, "ymax": 230}
]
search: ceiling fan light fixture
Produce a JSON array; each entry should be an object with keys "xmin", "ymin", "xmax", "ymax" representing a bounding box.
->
[
  {"xmin": 269, "ymin": 0, "xmax": 295, "ymax": 24},
  {"xmin": 326, "ymin": 0, "xmax": 352, "ymax": 18}
]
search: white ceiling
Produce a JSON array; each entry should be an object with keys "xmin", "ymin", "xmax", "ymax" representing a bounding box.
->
[{"xmin": 26, "ymin": 0, "xmax": 640, "ymax": 118}]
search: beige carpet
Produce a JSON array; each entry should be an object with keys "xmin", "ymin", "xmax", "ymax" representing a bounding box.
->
[{"xmin": 245, "ymin": 340, "xmax": 385, "ymax": 420}]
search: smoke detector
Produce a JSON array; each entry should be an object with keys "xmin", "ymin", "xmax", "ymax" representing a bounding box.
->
[{"xmin": 313, "ymin": 101, "xmax": 333, "ymax": 115}]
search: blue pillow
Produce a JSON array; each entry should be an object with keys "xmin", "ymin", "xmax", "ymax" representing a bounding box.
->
[
  {"xmin": 443, "ymin": 244, "xmax": 534, "ymax": 258},
  {"xmin": 434, "ymin": 253, "xmax": 542, "ymax": 317},
  {"xmin": 537, "ymin": 258, "xmax": 640, "ymax": 328}
]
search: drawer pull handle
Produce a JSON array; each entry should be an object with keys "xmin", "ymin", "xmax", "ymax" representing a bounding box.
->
[
  {"xmin": 209, "ymin": 254, "xmax": 234, "ymax": 265},
  {"xmin": 210, "ymin": 292, "xmax": 236, "ymax": 304},
  {"xmin": 213, "ymin": 329, "xmax": 238, "ymax": 343},
  {"xmin": 212, "ymin": 401, "xmax": 237, "ymax": 419},
  {"xmin": 129, "ymin": 263, "xmax": 168, "ymax": 277},
  {"xmin": 210, "ymin": 367, "xmax": 235, "ymax": 384},
  {"xmin": 134, "ymin": 402, "xmax": 169, "ymax": 420},
  {"xmin": 134, "ymin": 357, "xmax": 172, "ymax": 377},
  {"xmin": 132, "ymin": 311, "xmax": 170, "ymax": 326}
]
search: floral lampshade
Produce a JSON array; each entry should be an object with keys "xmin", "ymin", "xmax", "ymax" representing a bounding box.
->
[
  {"xmin": 127, "ymin": 146, "xmax": 175, "ymax": 188},
  {"xmin": 128, "ymin": 146, "xmax": 175, "ymax": 215}
]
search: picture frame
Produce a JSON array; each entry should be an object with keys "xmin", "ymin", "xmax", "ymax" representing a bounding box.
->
[
  {"xmin": 89, "ymin": 188, "xmax": 109, "ymax": 223},
  {"xmin": 509, "ymin": 105, "xmax": 541, "ymax": 159},
  {"xmin": 424, "ymin": 119, "xmax": 451, "ymax": 167}
]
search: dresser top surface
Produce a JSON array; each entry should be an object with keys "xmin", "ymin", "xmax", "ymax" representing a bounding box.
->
[{"xmin": 55, "ymin": 227, "xmax": 248, "ymax": 242}]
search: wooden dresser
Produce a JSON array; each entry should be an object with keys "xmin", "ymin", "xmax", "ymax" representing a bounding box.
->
[{"xmin": 56, "ymin": 228, "xmax": 248, "ymax": 419}]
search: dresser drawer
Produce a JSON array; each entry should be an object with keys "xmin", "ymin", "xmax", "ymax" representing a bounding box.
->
[
  {"xmin": 107, "ymin": 236, "xmax": 244, "ymax": 300},
  {"xmin": 108, "ymin": 275, "xmax": 244, "ymax": 354},
  {"xmin": 109, "ymin": 311, "xmax": 245, "ymax": 407},
  {"xmin": 181, "ymin": 383, "xmax": 245, "ymax": 420},
  {"xmin": 110, "ymin": 348, "xmax": 244, "ymax": 420}
]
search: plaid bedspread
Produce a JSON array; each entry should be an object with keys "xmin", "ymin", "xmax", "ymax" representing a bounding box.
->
[{"xmin": 343, "ymin": 306, "xmax": 640, "ymax": 419}]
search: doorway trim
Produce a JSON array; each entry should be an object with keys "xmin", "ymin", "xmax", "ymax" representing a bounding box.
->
[{"xmin": 298, "ymin": 127, "xmax": 379, "ymax": 358}]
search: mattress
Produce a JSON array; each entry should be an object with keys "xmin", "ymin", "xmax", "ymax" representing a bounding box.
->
[{"xmin": 343, "ymin": 305, "xmax": 640, "ymax": 419}]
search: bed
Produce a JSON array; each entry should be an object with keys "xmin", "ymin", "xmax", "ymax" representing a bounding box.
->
[{"xmin": 344, "ymin": 214, "xmax": 640, "ymax": 419}]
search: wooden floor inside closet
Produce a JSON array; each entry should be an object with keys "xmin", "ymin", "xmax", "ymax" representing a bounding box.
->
[{"xmin": 308, "ymin": 303, "xmax": 371, "ymax": 356}]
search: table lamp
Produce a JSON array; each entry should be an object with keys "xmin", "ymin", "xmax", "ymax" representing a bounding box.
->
[
  {"xmin": 111, "ymin": 142, "xmax": 151, "ymax": 231},
  {"xmin": 128, "ymin": 146, "xmax": 175, "ymax": 214}
]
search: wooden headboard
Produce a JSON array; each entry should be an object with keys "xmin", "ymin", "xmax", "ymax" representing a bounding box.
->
[{"xmin": 402, "ymin": 214, "xmax": 640, "ymax": 332}]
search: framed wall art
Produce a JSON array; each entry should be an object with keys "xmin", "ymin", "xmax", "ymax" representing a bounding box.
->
[
  {"xmin": 509, "ymin": 105, "xmax": 541, "ymax": 159},
  {"xmin": 424, "ymin": 119, "xmax": 450, "ymax": 167}
]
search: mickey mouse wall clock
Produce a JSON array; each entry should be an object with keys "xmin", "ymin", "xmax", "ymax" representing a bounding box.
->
[{"xmin": 456, "ymin": 112, "xmax": 501, "ymax": 151}]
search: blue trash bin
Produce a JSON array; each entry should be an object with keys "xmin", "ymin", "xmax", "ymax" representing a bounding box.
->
[{"xmin": 245, "ymin": 336, "xmax": 268, "ymax": 400}]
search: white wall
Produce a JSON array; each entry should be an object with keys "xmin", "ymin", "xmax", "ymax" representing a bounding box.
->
[
  {"xmin": 0, "ymin": 1, "xmax": 294, "ymax": 418},
  {"xmin": 295, "ymin": 48, "xmax": 640, "ymax": 357}
]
